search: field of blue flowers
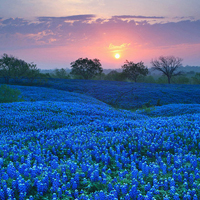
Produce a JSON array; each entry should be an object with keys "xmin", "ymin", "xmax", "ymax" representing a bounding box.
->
[
  {"xmin": 0, "ymin": 84, "xmax": 200, "ymax": 200},
  {"xmin": 40, "ymin": 79, "xmax": 200, "ymax": 109}
]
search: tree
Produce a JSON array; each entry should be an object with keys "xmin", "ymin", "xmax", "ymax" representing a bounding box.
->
[
  {"xmin": 0, "ymin": 54, "xmax": 17, "ymax": 84},
  {"xmin": 172, "ymin": 75, "xmax": 190, "ymax": 84},
  {"xmin": 105, "ymin": 70, "xmax": 126, "ymax": 81},
  {"xmin": 192, "ymin": 72, "xmax": 200, "ymax": 84},
  {"xmin": 26, "ymin": 62, "xmax": 40, "ymax": 83},
  {"xmin": 121, "ymin": 60, "xmax": 148, "ymax": 82},
  {"xmin": 70, "ymin": 58, "xmax": 103, "ymax": 80},
  {"xmin": 151, "ymin": 56, "xmax": 183, "ymax": 84},
  {"xmin": 53, "ymin": 68, "xmax": 70, "ymax": 79},
  {"xmin": 0, "ymin": 53, "xmax": 39, "ymax": 84}
]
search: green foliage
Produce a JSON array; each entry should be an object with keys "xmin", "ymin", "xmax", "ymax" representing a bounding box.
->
[
  {"xmin": 138, "ymin": 100, "xmax": 155, "ymax": 113},
  {"xmin": 156, "ymin": 76, "xmax": 168, "ymax": 84},
  {"xmin": 70, "ymin": 58, "xmax": 103, "ymax": 80},
  {"xmin": 172, "ymin": 75, "xmax": 190, "ymax": 84},
  {"xmin": 105, "ymin": 70, "xmax": 126, "ymax": 81},
  {"xmin": 144, "ymin": 100, "xmax": 152, "ymax": 108},
  {"xmin": 139, "ymin": 75, "xmax": 156, "ymax": 83},
  {"xmin": 192, "ymin": 72, "xmax": 200, "ymax": 84},
  {"xmin": 0, "ymin": 53, "xmax": 40, "ymax": 84},
  {"xmin": 92, "ymin": 73, "xmax": 106, "ymax": 80},
  {"xmin": 25, "ymin": 62, "xmax": 40, "ymax": 83},
  {"xmin": 53, "ymin": 68, "xmax": 70, "ymax": 79},
  {"xmin": 141, "ymin": 105, "xmax": 155, "ymax": 113},
  {"xmin": 156, "ymin": 99, "xmax": 162, "ymax": 106},
  {"xmin": 0, "ymin": 84, "xmax": 24, "ymax": 103},
  {"xmin": 121, "ymin": 60, "xmax": 148, "ymax": 82}
]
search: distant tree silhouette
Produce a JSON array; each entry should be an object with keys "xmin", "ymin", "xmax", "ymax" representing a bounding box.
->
[
  {"xmin": 25, "ymin": 62, "xmax": 40, "ymax": 83},
  {"xmin": 105, "ymin": 70, "xmax": 126, "ymax": 81},
  {"xmin": 151, "ymin": 56, "xmax": 183, "ymax": 84},
  {"xmin": 121, "ymin": 60, "xmax": 148, "ymax": 82},
  {"xmin": 53, "ymin": 68, "xmax": 69, "ymax": 79},
  {"xmin": 192, "ymin": 72, "xmax": 200, "ymax": 84},
  {"xmin": 70, "ymin": 58, "xmax": 103, "ymax": 79},
  {"xmin": 0, "ymin": 53, "xmax": 39, "ymax": 84}
]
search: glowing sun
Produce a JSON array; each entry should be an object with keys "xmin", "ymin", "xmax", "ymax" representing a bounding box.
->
[{"xmin": 114, "ymin": 53, "xmax": 120, "ymax": 59}]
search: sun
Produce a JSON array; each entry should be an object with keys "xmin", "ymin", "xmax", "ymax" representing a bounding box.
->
[{"xmin": 114, "ymin": 53, "xmax": 120, "ymax": 59}]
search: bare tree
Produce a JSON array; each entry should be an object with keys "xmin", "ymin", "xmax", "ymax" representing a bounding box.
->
[{"xmin": 151, "ymin": 56, "xmax": 183, "ymax": 84}]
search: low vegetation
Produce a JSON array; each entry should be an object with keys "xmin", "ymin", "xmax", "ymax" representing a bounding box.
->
[{"xmin": 0, "ymin": 84, "xmax": 24, "ymax": 103}]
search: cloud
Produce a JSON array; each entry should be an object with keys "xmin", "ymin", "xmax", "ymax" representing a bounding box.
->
[
  {"xmin": 37, "ymin": 15, "xmax": 96, "ymax": 22},
  {"xmin": 108, "ymin": 43, "xmax": 131, "ymax": 52},
  {"xmin": 112, "ymin": 15, "xmax": 165, "ymax": 19},
  {"xmin": 0, "ymin": 15, "xmax": 200, "ymax": 52},
  {"xmin": 1, "ymin": 17, "xmax": 29, "ymax": 25}
]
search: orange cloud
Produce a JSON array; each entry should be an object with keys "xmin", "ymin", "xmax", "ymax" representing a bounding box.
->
[{"xmin": 108, "ymin": 43, "xmax": 131, "ymax": 52}]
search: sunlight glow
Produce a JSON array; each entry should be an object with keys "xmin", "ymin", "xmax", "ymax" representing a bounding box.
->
[{"xmin": 115, "ymin": 53, "xmax": 120, "ymax": 59}]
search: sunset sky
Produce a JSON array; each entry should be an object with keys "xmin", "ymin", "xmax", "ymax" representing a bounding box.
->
[{"xmin": 0, "ymin": 0, "xmax": 200, "ymax": 69}]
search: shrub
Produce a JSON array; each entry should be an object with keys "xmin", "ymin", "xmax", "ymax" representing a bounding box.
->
[
  {"xmin": 0, "ymin": 84, "xmax": 24, "ymax": 103},
  {"xmin": 144, "ymin": 100, "xmax": 152, "ymax": 108},
  {"xmin": 156, "ymin": 98, "xmax": 162, "ymax": 106}
]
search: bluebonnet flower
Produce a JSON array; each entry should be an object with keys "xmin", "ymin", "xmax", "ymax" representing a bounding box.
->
[
  {"xmin": 18, "ymin": 182, "xmax": 26, "ymax": 194},
  {"xmin": 132, "ymin": 168, "xmax": 138, "ymax": 179},
  {"xmin": 107, "ymin": 182, "xmax": 113, "ymax": 192},
  {"xmin": 164, "ymin": 179, "xmax": 168, "ymax": 191},
  {"xmin": 74, "ymin": 172, "xmax": 80, "ymax": 184},
  {"xmin": 121, "ymin": 183, "xmax": 128, "ymax": 195},
  {"xmin": 189, "ymin": 174, "xmax": 194, "ymax": 185},
  {"xmin": 114, "ymin": 184, "xmax": 120, "ymax": 196},
  {"xmin": 170, "ymin": 178, "xmax": 176, "ymax": 187},
  {"xmin": 183, "ymin": 181, "xmax": 189, "ymax": 190},
  {"xmin": 125, "ymin": 193, "xmax": 130, "ymax": 200},
  {"xmin": 19, "ymin": 191, "xmax": 25, "ymax": 200},
  {"xmin": 163, "ymin": 195, "xmax": 170, "ymax": 200},
  {"xmin": 173, "ymin": 193, "xmax": 180, "ymax": 200},
  {"xmin": 184, "ymin": 172, "xmax": 189, "ymax": 179},
  {"xmin": 52, "ymin": 193, "xmax": 57, "ymax": 200},
  {"xmin": 0, "ymin": 158, "xmax": 3, "ymax": 167},
  {"xmin": 99, "ymin": 190, "xmax": 106, "ymax": 200},
  {"xmin": 1, "ymin": 186, "xmax": 6, "ymax": 200},
  {"xmin": 177, "ymin": 173, "xmax": 182, "ymax": 182},
  {"xmin": 51, "ymin": 159, "xmax": 59, "ymax": 170},
  {"xmin": 137, "ymin": 194, "xmax": 143, "ymax": 200},
  {"xmin": 144, "ymin": 182, "xmax": 151, "ymax": 192},
  {"xmin": 52, "ymin": 178, "xmax": 60, "ymax": 192},
  {"xmin": 29, "ymin": 195, "xmax": 34, "ymax": 200},
  {"xmin": 170, "ymin": 186, "xmax": 176, "ymax": 195},
  {"xmin": 72, "ymin": 180, "xmax": 78, "ymax": 190},
  {"xmin": 193, "ymin": 194, "xmax": 198, "ymax": 200}
]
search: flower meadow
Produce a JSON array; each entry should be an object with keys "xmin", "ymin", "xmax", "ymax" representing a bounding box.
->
[
  {"xmin": 136, "ymin": 104, "xmax": 200, "ymax": 117},
  {"xmin": 0, "ymin": 85, "xmax": 200, "ymax": 200},
  {"xmin": 40, "ymin": 79, "xmax": 200, "ymax": 109}
]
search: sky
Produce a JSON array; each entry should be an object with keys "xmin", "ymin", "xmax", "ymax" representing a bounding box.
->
[{"xmin": 0, "ymin": 0, "xmax": 200, "ymax": 69}]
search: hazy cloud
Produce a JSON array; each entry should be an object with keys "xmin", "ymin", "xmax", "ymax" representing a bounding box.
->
[
  {"xmin": 112, "ymin": 15, "xmax": 165, "ymax": 19},
  {"xmin": 108, "ymin": 43, "xmax": 131, "ymax": 52},
  {"xmin": 0, "ymin": 15, "xmax": 200, "ymax": 51},
  {"xmin": 1, "ymin": 17, "xmax": 30, "ymax": 25},
  {"xmin": 38, "ymin": 15, "xmax": 96, "ymax": 22}
]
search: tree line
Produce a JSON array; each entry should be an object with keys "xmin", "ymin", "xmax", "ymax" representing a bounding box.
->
[
  {"xmin": 1, "ymin": 53, "xmax": 200, "ymax": 85},
  {"xmin": 51, "ymin": 56, "xmax": 200, "ymax": 84},
  {"xmin": 0, "ymin": 54, "xmax": 41, "ymax": 84}
]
